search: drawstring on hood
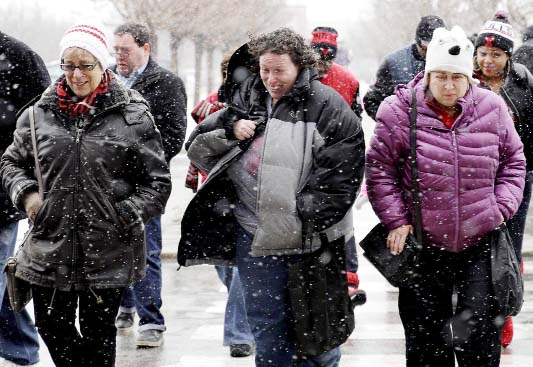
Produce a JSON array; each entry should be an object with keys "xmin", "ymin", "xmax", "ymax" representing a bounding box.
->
[{"xmin": 89, "ymin": 287, "xmax": 104, "ymax": 304}]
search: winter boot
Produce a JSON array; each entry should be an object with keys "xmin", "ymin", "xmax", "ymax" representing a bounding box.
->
[
  {"xmin": 502, "ymin": 317, "xmax": 513, "ymax": 348},
  {"xmin": 347, "ymin": 271, "xmax": 366, "ymax": 306}
]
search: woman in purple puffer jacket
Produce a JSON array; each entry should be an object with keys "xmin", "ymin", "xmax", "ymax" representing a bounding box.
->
[{"xmin": 366, "ymin": 26, "xmax": 525, "ymax": 367}]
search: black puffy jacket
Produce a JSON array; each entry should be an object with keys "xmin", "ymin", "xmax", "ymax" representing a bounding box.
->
[
  {"xmin": 363, "ymin": 44, "xmax": 425, "ymax": 120},
  {"xmin": 0, "ymin": 73, "xmax": 171, "ymax": 290}
]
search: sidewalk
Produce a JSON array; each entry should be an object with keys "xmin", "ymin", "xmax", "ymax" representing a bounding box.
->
[{"xmin": 160, "ymin": 153, "xmax": 194, "ymax": 260}]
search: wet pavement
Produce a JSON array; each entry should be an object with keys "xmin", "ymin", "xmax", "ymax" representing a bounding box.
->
[{"xmin": 11, "ymin": 153, "xmax": 533, "ymax": 367}]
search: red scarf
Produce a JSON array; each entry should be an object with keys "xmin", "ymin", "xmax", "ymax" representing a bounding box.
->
[
  {"xmin": 56, "ymin": 70, "xmax": 111, "ymax": 117},
  {"xmin": 426, "ymin": 97, "xmax": 459, "ymax": 129}
]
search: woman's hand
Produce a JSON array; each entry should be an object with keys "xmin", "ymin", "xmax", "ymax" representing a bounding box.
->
[
  {"xmin": 23, "ymin": 191, "xmax": 43, "ymax": 223},
  {"xmin": 387, "ymin": 224, "xmax": 414, "ymax": 255},
  {"xmin": 233, "ymin": 119, "xmax": 256, "ymax": 140}
]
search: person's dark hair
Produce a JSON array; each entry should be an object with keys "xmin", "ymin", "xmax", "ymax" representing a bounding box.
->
[
  {"xmin": 416, "ymin": 15, "xmax": 446, "ymax": 45},
  {"xmin": 248, "ymin": 28, "xmax": 317, "ymax": 68},
  {"xmin": 114, "ymin": 23, "xmax": 151, "ymax": 47}
]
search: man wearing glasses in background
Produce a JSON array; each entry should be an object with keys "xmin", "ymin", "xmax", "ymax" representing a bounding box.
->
[{"xmin": 112, "ymin": 22, "xmax": 187, "ymax": 348}]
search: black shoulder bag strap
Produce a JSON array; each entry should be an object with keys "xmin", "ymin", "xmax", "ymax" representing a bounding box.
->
[
  {"xmin": 409, "ymin": 89, "xmax": 423, "ymax": 245},
  {"xmin": 29, "ymin": 106, "xmax": 43, "ymax": 200}
]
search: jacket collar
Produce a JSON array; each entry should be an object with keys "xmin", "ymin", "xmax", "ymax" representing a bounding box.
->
[
  {"xmin": 111, "ymin": 57, "xmax": 160, "ymax": 88},
  {"xmin": 131, "ymin": 57, "xmax": 160, "ymax": 87}
]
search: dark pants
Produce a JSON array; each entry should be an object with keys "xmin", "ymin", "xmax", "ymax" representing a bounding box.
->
[
  {"xmin": 121, "ymin": 216, "xmax": 165, "ymax": 331},
  {"xmin": 344, "ymin": 236, "xmax": 358, "ymax": 273},
  {"xmin": 506, "ymin": 170, "xmax": 533, "ymax": 263},
  {"xmin": 236, "ymin": 226, "xmax": 341, "ymax": 367},
  {"xmin": 398, "ymin": 240, "xmax": 502, "ymax": 367},
  {"xmin": 32, "ymin": 286, "xmax": 124, "ymax": 367}
]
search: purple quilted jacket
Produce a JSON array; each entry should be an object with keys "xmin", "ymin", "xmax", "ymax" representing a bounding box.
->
[{"xmin": 366, "ymin": 72, "xmax": 526, "ymax": 252}]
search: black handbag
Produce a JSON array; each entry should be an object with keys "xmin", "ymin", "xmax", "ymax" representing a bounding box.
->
[
  {"xmin": 360, "ymin": 89, "xmax": 423, "ymax": 288},
  {"xmin": 4, "ymin": 256, "xmax": 32, "ymax": 313},
  {"xmin": 360, "ymin": 223, "xmax": 421, "ymax": 287},
  {"xmin": 491, "ymin": 224, "xmax": 524, "ymax": 317},
  {"xmin": 4, "ymin": 106, "xmax": 41, "ymax": 312},
  {"xmin": 287, "ymin": 235, "xmax": 354, "ymax": 357}
]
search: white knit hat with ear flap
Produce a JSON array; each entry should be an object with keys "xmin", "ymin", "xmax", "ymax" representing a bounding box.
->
[{"xmin": 424, "ymin": 26, "xmax": 479, "ymax": 86}]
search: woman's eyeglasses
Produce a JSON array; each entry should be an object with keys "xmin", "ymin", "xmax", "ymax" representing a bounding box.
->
[{"xmin": 60, "ymin": 62, "xmax": 98, "ymax": 73}]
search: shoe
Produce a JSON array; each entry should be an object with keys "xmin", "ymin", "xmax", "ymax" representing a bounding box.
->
[
  {"xmin": 229, "ymin": 344, "xmax": 253, "ymax": 357},
  {"xmin": 115, "ymin": 312, "xmax": 134, "ymax": 329},
  {"xmin": 347, "ymin": 271, "xmax": 367, "ymax": 306},
  {"xmin": 0, "ymin": 358, "xmax": 40, "ymax": 366},
  {"xmin": 502, "ymin": 316, "xmax": 513, "ymax": 348},
  {"xmin": 349, "ymin": 287, "xmax": 367, "ymax": 306},
  {"xmin": 0, "ymin": 358, "xmax": 22, "ymax": 366},
  {"xmin": 136, "ymin": 329, "xmax": 163, "ymax": 348}
]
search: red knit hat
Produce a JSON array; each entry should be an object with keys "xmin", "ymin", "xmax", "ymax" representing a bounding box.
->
[{"xmin": 311, "ymin": 27, "xmax": 338, "ymax": 61}]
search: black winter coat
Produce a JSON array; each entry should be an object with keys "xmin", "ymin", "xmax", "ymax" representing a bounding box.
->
[
  {"xmin": 179, "ymin": 51, "xmax": 365, "ymax": 265},
  {"xmin": 0, "ymin": 31, "xmax": 50, "ymax": 223},
  {"xmin": 113, "ymin": 57, "xmax": 187, "ymax": 163},
  {"xmin": 0, "ymin": 73, "xmax": 171, "ymax": 290},
  {"xmin": 363, "ymin": 44, "xmax": 425, "ymax": 120}
]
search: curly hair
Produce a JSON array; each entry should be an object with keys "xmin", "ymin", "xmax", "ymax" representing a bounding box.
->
[{"xmin": 248, "ymin": 28, "xmax": 317, "ymax": 68}]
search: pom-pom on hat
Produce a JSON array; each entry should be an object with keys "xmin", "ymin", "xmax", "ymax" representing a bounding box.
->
[
  {"xmin": 311, "ymin": 27, "xmax": 338, "ymax": 61},
  {"xmin": 424, "ymin": 26, "xmax": 478, "ymax": 85},
  {"xmin": 475, "ymin": 10, "xmax": 514, "ymax": 55},
  {"xmin": 60, "ymin": 24, "xmax": 111, "ymax": 69},
  {"xmin": 416, "ymin": 15, "xmax": 446, "ymax": 46}
]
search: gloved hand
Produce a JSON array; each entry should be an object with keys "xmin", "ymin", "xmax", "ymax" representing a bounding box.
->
[{"xmin": 23, "ymin": 191, "xmax": 42, "ymax": 223}]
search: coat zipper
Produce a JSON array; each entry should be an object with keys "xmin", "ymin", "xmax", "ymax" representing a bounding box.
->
[
  {"xmin": 451, "ymin": 130, "xmax": 460, "ymax": 250},
  {"xmin": 72, "ymin": 121, "xmax": 83, "ymax": 283},
  {"xmin": 254, "ymin": 122, "xmax": 270, "ymax": 215}
]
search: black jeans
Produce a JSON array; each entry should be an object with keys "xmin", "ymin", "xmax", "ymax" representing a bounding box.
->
[
  {"xmin": 398, "ymin": 239, "xmax": 502, "ymax": 367},
  {"xmin": 32, "ymin": 285, "xmax": 124, "ymax": 367}
]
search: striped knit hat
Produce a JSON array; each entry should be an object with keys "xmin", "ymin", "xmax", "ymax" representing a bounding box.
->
[
  {"xmin": 60, "ymin": 24, "xmax": 110, "ymax": 69},
  {"xmin": 475, "ymin": 10, "xmax": 514, "ymax": 55}
]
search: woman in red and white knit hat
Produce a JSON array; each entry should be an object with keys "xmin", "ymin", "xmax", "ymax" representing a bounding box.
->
[
  {"xmin": 474, "ymin": 10, "xmax": 532, "ymax": 348},
  {"xmin": 0, "ymin": 23, "xmax": 171, "ymax": 366}
]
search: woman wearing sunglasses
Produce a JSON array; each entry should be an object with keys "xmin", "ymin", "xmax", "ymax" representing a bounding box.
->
[{"xmin": 0, "ymin": 24, "xmax": 171, "ymax": 366}]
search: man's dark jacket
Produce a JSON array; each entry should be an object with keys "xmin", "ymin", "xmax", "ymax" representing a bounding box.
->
[
  {"xmin": 363, "ymin": 43, "xmax": 424, "ymax": 120},
  {"xmin": 0, "ymin": 31, "xmax": 50, "ymax": 223},
  {"xmin": 113, "ymin": 57, "xmax": 187, "ymax": 163}
]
